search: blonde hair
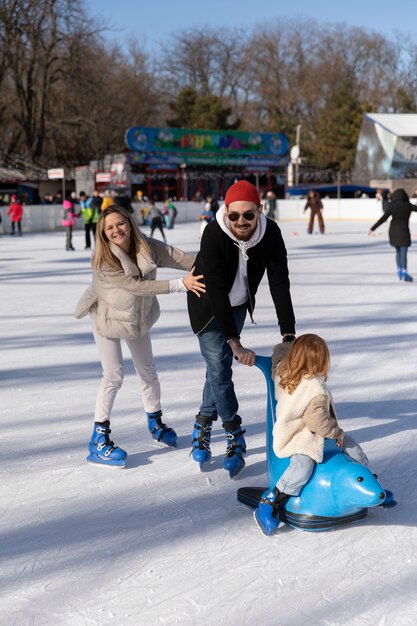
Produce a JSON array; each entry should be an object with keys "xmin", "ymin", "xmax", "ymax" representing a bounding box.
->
[
  {"xmin": 92, "ymin": 205, "xmax": 151, "ymax": 271},
  {"xmin": 277, "ymin": 334, "xmax": 330, "ymax": 394}
]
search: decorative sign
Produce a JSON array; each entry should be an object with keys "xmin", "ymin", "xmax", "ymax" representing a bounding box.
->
[
  {"xmin": 125, "ymin": 127, "xmax": 288, "ymax": 158},
  {"xmin": 95, "ymin": 172, "xmax": 112, "ymax": 183},
  {"xmin": 128, "ymin": 151, "xmax": 287, "ymax": 169},
  {"xmin": 47, "ymin": 168, "xmax": 65, "ymax": 179}
]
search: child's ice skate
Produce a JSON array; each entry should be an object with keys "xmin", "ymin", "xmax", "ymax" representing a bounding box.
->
[{"xmin": 253, "ymin": 487, "xmax": 288, "ymax": 536}]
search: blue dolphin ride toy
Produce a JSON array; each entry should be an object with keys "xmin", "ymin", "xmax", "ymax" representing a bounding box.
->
[{"xmin": 237, "ymin": 356, "xmax": 396, "ymax": 531}]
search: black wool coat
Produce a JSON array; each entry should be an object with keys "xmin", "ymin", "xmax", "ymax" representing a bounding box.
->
[
  {"xmin": 187, "ymin": 219, "xmax": 296, "ymax": 340},
  {"xmin": 371, "ymin": 191, "xmax": 417, "ymax": 247}
]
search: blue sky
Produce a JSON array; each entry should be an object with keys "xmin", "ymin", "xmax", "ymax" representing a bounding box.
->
[{"xmin": 85, "ymin": 0, "xmax": 416, "ymax": 54}]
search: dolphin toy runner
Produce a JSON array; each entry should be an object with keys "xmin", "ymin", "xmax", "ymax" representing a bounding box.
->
[{"xmin": 237, "ymin": 356, "xmax": 396, "ymax": 532}]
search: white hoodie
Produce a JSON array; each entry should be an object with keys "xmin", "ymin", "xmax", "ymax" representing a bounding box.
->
[{"xmin": 215, "ymin": 204, "xmax": 267, "ymax": 307}]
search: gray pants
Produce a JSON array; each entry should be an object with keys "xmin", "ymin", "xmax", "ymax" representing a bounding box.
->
[
  {"xmin": 276, "ymin": 434, "xmax": 368, "ymax": 496},
  {"xmin": 65, "ymin": 225, "xmax": 73, "ymax": 249}
]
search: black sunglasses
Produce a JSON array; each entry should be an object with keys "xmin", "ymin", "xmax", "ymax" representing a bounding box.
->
[{"xmin": 227, "ymin": 211, "xmax": 257, "ymax": 222}]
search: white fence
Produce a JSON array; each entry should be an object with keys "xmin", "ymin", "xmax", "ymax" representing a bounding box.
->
[{"xmin": 2, "ymin": 199, "xmax": 417, "ymax": 235}]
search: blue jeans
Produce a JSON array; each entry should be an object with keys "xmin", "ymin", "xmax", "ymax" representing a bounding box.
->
[
  {"xmin": 395, "ymin": 246, "xmax": 408, "ymax": 269},
  {"xmin": 197, "ymin": 303, "xmax": 247, "ymax": 423},
  {"xmin": 276, "ymin": 435, "xmax": 368, "ymax": 496}
]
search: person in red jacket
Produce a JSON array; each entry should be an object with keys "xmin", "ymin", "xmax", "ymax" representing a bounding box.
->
[{"xmin": 7, "ymin": 195, "xmax": 23, "ymax": 236}]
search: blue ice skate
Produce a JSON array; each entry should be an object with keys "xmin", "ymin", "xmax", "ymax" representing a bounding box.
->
[
  {"xmin": 87, "ymin": 420, "xmax": 127, "ymax": 467},
  {"xmin": 147, "ymin": 411, "xmax": 177, "ymax": 447},
  {"xmin": 237, "ymin": 356, "xmax": 396, "ymax": 531},
  {"xmin": 401, "ymin": 268, "xmax": 413, "ymax": 282},
  {"xmin": 253, "ymin": 488, "xmax": 283, "ymax": 536},
  {"xmin": 191, "ymin": 414, "xmax": 213, "ymax": 469},
  {"xmin": 223, "ymin": 421, "xmax": 246, "ymax": 478}
]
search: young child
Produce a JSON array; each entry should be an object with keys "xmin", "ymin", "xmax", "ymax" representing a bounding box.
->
[{"xmin": 254, "ymin": 333, "xmax": 370, "ymax": 536}]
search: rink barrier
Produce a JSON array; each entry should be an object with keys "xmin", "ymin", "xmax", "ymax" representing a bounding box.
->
[{"xmin": 1, "ymin": 199, "xmax": 417, "ymax": 235}]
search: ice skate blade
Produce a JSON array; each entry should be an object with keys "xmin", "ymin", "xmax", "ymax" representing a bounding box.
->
[
  {"xmin": 193, "ymin": 458, "xmax": 212, "ymax": 472},
  {"xmin": 152, "ymin": 439, "xmax": 177, "ymax": 449},
  {"xmin": 86, "ymin": 454, "xmax": 125, "ymax": 468},
  {"xmin": 198, "ymin": 461, "xmax": 212, "ymax": 472},
  {"xmin": 191, "ymin": 449, "xmax": 211, "ymax": 470},
  {"xmin": 253, "ymin": 510, "xmax": 279, "ymax": 536},
  {"xmin": 225, "ymin": 460, "xmax": 245, "ymax": 479}
]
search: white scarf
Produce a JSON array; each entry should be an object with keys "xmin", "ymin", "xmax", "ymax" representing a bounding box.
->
[{"xmin": 215, "ymin": 204, "xmax": 267, "ymax": 306}]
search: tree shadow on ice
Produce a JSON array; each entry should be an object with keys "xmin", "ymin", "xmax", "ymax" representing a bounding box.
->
[
  {"xmin": 336, "ymin": 399, "xmax": 417, "ymax": 442},
  {"xmin": 1, "ymin": 331, "xmax": 95, "ymax": 351},
  {"xmin": 0, "ymin": 266, "xmax": 90, "ymax": 282},
  {"xmin": 0, "ymin": 359, "xmax": 102, "ymax": 385},
  {"xmin": 0, "ymin": 468, "xmax": 413, "ymax": 595}
]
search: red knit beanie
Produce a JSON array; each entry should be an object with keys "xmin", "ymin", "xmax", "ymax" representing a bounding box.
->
[{"xmin": 224, "ymin": 180, "xmax": 260, "ymax": 207}]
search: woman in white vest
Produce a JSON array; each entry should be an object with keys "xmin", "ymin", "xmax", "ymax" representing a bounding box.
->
[
  {"xmin": 75, "ymin": 205, "xmax": 205, "ymax": 467},
  {"xmin": 254, "ymin": 334, "xmax": 368, "ymax": 535}
]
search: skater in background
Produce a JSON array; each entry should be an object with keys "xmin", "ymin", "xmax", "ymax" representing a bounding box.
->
[
  {"xmin": 304, "ymin": 190, "xmax": 325, "ymax": 234},
  {"xmin": 368, "ymin": 188, "xmax": 417, "ymax": 282},
  {"xmin": 254, "ymin": 334, "xmax": 370, "ymax": 536},
  {"xmin": 164, "ymin": 199, "xmax": 178, "ymax": 229},
  {"xmin": 147, "ymin": 200, "xmax": 167, "ymax": 241},
  {"xmin": 188, "ymin": 180, "xmax": 295, "ymax": 478},
  {"xmin": 375, "ymin": 188, "xmax": 390, "ymax": 213},
  {"xmin": 79, "ymin": 191, "xmax": 95, "ymax": 250},
  {"xmin": 206, "ymin": 194, "xmax": 219, "ymax": 215},
  {"xmin": 101, "ymin": 189, "xmax": 114, "ymax": 211},
  {"xmin": 62, "ymin": 199, "xmax": 78, "ymax": 251},
  {"xmin": 7, "ymin": 194, "xmax": 23, "ymax": 236},
  {"xmin": 90, "ymin": 190, "xmax": 103, "ymax": 215},
  {"xmin": 75, "ymin": 205, "xmax": 205, "ymax": 467},
  {"xmin": 198, "ymin": 201, "xmax": 215, "ymax": 237},
  {"xmin": 263, "ymin": 190, "xmax": 277, "ymax": 220}
]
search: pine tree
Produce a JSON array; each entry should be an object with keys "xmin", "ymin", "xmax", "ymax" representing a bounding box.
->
[
  {"xmin": 311, "ymin": 74, "xmax": 363, "ymax": 172},
  {"xmin": 167, "ymin": 87, "xmax": 239, "ymax": 129}
]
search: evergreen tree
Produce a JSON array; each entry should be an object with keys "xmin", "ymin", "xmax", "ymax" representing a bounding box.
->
[
  {"xmin": 393, "ymin": 87, "xmax": 416, "ymax": 113},
  {"xmin": 166, "ymin": 87, "xmax": 239, "ymax": 129},
  {"xmin": 166, "ymin": 87, "xmax": 198, "ymax": 128},
  {"xmin": 309, "ymin": 74, "xmax": 364, "ymax": 172}
]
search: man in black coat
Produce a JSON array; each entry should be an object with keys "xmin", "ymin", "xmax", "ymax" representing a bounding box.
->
[{"xmin": 187, "ymin": 180, "xmax": 296, "ymax": 477}]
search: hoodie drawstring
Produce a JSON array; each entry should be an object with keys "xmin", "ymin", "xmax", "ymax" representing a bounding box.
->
[{"xmin": 233, "ymin": 240, "xmax": 249, "ymax": 261}]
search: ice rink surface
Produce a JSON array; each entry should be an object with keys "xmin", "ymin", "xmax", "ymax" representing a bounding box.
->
[{"xmin": 1, "ymin": 219, "xmax": 416, "ymax": 625}]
